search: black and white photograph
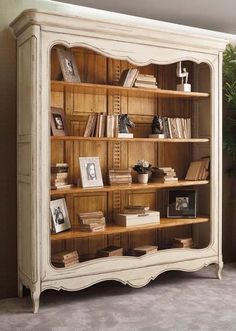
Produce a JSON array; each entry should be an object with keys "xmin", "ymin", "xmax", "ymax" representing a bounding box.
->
[
  {"xmin": 167, "ymin": 189, "xmax": 197, "ymax": 218},
  {"xmin": 50, "ymin": 107, "xmax": 68, "ymax": 136},
  {"xmin": 50, "ymin": 198, "xmax": 71, "ymax": 233},
  {"xmin": 79, "ymin": 157, "xmax": 103, "ymax": 188},
  {"xmin": 56, "ymin": 47, "xmax": 81, "ymax": 83},
  {"xmin": 53, "ymin": 113, "xmax": 64, "ymax": 130},
  {"xmin": 175, "ymin": 197, "xmax": 189, "ymax": 210}
]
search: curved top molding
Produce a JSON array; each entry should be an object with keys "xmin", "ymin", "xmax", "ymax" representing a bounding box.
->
[{"xmin": 10, "ymin": 9, "xmax": 228, "ymax": 54}]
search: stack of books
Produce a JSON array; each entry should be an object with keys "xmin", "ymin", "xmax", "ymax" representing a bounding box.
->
[
  {"xmin": 84, "ymin": 113, "xmax": 118, "ymax": 138},
  {"xmin": 134, "ymin": 74, "xmax": 158, "ymax": 89},
  {"xmin": 108, "ymin": 169, "xmax": 132, "ymax": 186},
  {"xmin": 51, "ymin": 250, "xmax": 79, "ymax": 268},
  {"xmin": 51, "ymin": 163, "xmax": 72, "ymax": 190},
  {"xmin": 97, "ymin": 246, "xmax": 123, "ymax": 257},
  {"xmin": 122, "ymin": 205, "xmax": 149, "ymax": 214},
  {"xmin": 162, "ymin": 117, "xmax": 191, "ymax": 139},
  {"xmin": 132, "ymin": 245, "xmax": 158, "ymax": 256},
  {"xmin": 77, "ymin": 211, "xmax": 106, "ymax": 232},
  {"xmin": 115, "ymin": 210, "xmax": 160, "ymax": 227},
  {"xmin": 173, "ymin": 237, "xmax": 193, "ymax": 248},
  {"xmin": 185, "ymin": 157, "xmax": 210, "ymax": 180},
  {"xmin": 150, "ymin": 167, "xmax": 178, "ymax": 183},
  {"xmin": 119, "ymin": 68, "xmax": 139, "ymax": 87}
]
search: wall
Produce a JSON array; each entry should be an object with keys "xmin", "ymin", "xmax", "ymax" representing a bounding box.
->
[{"xmin": 0, "ymin": 0, "xmax": 235, "ymax": 299}]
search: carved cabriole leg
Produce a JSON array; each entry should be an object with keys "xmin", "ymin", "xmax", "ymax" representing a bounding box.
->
[
  {"xmin": 18, "ymin": 278, "xmax": 23, "ymax": 298},
  {"xmin": 217, "ymin": 261, "xmax": 223, "ymax": 280},
  {"xmin": 31, "ymin": 289, "xmax": 40, "ymax": 313}
]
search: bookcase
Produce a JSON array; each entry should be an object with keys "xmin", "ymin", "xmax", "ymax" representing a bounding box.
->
[{"xmin": 10, "ymin": 9, "xmax": 227, "ymax": 313}]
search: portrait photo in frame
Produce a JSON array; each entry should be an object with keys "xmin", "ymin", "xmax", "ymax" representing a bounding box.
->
[
  {"xmin": 167, "ymin": 189, "xmax": 197, "ymax": 218},
  {"xmin": 50, "ymin": 198, "xmax": 71, "ymax": 233},
  {"xmin": 56, "ymin": 47, "xmax": 81, "ymax": 83},
  {"xmin": 79, "ymin": 157, "xmax": 104, "ymax": 188},
  {"xmin": 50, "ymin": 107, "xmax": 68, "ymax": 136}
]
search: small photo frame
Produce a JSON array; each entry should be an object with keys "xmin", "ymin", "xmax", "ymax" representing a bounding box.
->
[
  {"xmin": 56, "ymin": 47, "xmax": 81, "ymax": 83},
  {"xmin": 50, "ymin": 198, "xmax": 71, "ymax": 233},
  {"xmin": 79, "ymin": 157, "xmax": 104, "ymax": 188},
  {"xmin": 167, "ymin": 189, "xmax": 197, "ymax": 218},
  {"xmin": 50, "ymin": 107, "xmax": 68, "ymax": 136}
]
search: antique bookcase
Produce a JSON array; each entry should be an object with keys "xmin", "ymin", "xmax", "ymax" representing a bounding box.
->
[{"xmin": 10, "ymin": 9, "xmax": 227, "ymax": 313}]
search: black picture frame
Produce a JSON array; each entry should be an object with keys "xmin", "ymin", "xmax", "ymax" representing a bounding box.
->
[{"xmin": 167, "ymin": 189, "xmax": 197, "ymax": 218}]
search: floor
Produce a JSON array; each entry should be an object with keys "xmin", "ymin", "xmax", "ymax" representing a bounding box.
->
[{"xmin": 0, "ymin": 264, "xmax": 236, "ymax": 331}]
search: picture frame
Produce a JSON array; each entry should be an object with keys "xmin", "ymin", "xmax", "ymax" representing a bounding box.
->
[
  {"xmin": 79, "ymin": 157, "xmax": 104, "ymax": 188},
  {"xmin": 50, "ymin": 107, "xmax": 68, "ymax": 136},
  {"xmin": 56, "ymin": 47, "xmax": 81, "ymax": 83},
  {"xmin": 50, "ymin": 198, "xmax": 71, "ymax": 233},
  {"xmin": 167, "ymin": 189, "xmax": 197, "ymax": 218}
]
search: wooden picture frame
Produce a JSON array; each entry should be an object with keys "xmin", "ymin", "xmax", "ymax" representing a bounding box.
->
[
  {"xmin": 50, "ymin": 107, "xmax": 68, "ymax": 136},
  {"xmin": 167, "ymin": 189, "xmax": 197, "ymax": 218},
  {"xmin": 50, "ymin": 198, "xmax": 71, "ymax": 233},
  {"xmin": 56, "ymin": 47, "xmax": 81, "ymax": 83},
  {"xmin": 79, "ymin": 157, "xmax": 104, "ymax": 188}
]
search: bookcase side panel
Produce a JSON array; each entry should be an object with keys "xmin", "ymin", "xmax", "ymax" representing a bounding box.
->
[{"xmin": 17, "ymin": 29, "xmax": 41, "ymax": 290}]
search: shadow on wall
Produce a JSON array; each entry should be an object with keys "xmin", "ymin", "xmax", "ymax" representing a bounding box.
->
[{"xmin": 0, "ymin": 26, "xmax": 17, "ymax": 298}]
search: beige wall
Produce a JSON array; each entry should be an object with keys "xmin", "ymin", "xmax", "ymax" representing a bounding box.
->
[{"xmin": 0, "ymin": 0, "xmax": 235, "ymax": 299}]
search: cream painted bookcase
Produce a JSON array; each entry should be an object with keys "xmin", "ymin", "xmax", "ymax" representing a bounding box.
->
[{"xmin": 10, "ymin": 9, "xmax": 227, "ymax": 313}]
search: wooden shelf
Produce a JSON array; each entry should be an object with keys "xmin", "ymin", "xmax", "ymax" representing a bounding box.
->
[
  {"xmin": 50, "ymin": 180, "xmax": 209, "ymax": 196},
  {"xmin": 51, "ymin": 81, "xmax": 209, "ymax": 99},
  {"xmin": 51, "ymin": 216, "xmax": 209, "ymax": 241},
  {"xmin": 51, "ymin": 136, "xmax": 209, "ymax": 143}
]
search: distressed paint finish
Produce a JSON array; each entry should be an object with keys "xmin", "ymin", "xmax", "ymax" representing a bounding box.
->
[{"xmin": 10, "ymin": 9, "xmax": 227, "ymax": 313}]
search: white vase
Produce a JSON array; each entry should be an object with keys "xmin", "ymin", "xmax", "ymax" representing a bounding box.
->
[{"xmin": 137, "ymin": 173, "xmax": 149, "ymax": 184}]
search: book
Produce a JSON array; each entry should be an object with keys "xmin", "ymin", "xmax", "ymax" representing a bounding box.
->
[
  {"xmin": 185, "ymin": 160, "xmax": 206, "ymax": 180},
  {"xmin": 134, "ymin": 82, "xmax": 157, "ymax": 88},
  {"xmin": 51, "ymin": 184, "xmax": 73, "ymax": 190},
  {"xmin": 79, "ymin": 217, "xmax": 106, "ymax": 225},
  {"xmin": 133, "ymin": 245, "xmax": 158, "ymax": 256},
  {"xmin": 97, "ymin": 246, "xmax": 123, "ymax": 257},
  {"xmin": 52, "ymin": 256, "xmax": 79, "ymax": 264},
  {"xmin": 78, "ymin": 225, "xmax": 105, "ymax": 232},
  {"xmin": 52, "ymin": 261, "xmax": 79, "ymax": 268},
  {"xmin": 117, "ymin": 132, "xmax": 133, "ymax": 138},
  {"xmin": 78, "ymin": 211, "xmax": 104, "ymax": 219},
  {"xmin": 115, "ymin": 210, "xmax": 160, "ymax": 227},
  {"xmin": 51, "ymin": 250, "xmax": 79, "ymax": 261}
]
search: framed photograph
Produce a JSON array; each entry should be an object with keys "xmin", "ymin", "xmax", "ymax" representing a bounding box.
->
[
  {"xmin": 79, "ymin": 157, "xmax": 104, "ymax": 188},
  {"xmin": 50, "ymin": 198, "xmax": 71, "ymax": 233},
  {"xmin": 167, "ymin": 189, "xmax": 197, "ymax": 218},
  {"xmin": 50, "ymin": 107, "xmax": 68, "ymax": 136},
  {"xmin": 56, "ymin": 47, "xmax": 81, "ymax": 83}
]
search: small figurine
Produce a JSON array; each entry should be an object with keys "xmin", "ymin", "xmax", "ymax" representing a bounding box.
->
[
  {"xmin": 151, "ymin": 115, "xmax": 163, "ymax": 135},
  {"xmin": 118, "ymin": 114, "xmax": 135, "ymax": 135},
  {"xmin": 176, "ymin": 61, "xmax": 191, "ymax": 92},
  {"xmin": 149, "ymin": 115, "xmax": 164, "ymax": 138}
]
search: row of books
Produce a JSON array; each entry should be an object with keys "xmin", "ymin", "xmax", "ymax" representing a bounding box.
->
[
  {"xmin": 51, "ymin": 240, "xmax": 193, "ymax": 268},
  {"xmin": 51, "ymin": 250, "xmax": 79, "ymax": 268},
  {"xmin": 77, "ymin": 211, "xmax": 106, "ymax": 232},
  {"xmin": 51, "ymin": 163, "xmax": 72, "ymax": 190},
  {"xmin": 162, "ymin": 117, "xmax": 191, "ymax": 139},
  {"xmin": 84, "ymin": 113, "xmax": 118, "ymax": 138},
  {"xmin": 150, "ymin": 167, "xmax": 178, "ymax": 183},
  {"xmin": 97, "ymin": 245, "xmax": 158, "ymax": 257},
  {"xmin": 185, "ymin": 157, "xmax": 210, "ymax": 180},
  {"xmin": 108, "ymin": 169, "xmax": 132, "ymax": 185}
]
